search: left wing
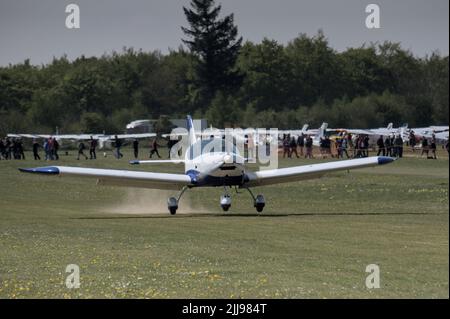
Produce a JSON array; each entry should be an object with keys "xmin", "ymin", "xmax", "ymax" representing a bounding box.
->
[
  {"xmin": 19, "ymin": 166, "xmax": 191, "ymax": 190},
  {"xmin": 245, "ymin": 156, "xmax": 394, "ymax": 187},
  {"xmin": 130, "ymin": 160, "xmax": 185, "ymax": 165}
]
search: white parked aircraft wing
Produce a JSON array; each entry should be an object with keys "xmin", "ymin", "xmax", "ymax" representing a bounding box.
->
[
  {"xmin": 245, "ymin": 156, "xmax": 394, "ymax": 187},
  {"xmin": 19, "ymin": 166, "xmax": 191, "ymax": 190},
  {"xmin": 105, "ymin": 133, "xmax": 157, "ymax": 139}
]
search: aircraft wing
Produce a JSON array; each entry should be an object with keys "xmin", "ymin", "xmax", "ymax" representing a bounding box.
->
[
  {"xmin": 338, "ymin": 129, "xmax": 375, "ymax": 135},
  {"xmin": 8, "ymin": 133, "xmax": 47, "ymax": 139},
  {"xmin": 245, "ymin": 156, "xmax": 394, "ymax": 187},
  {"xmin": 114, "ymin": 133, "xmax": 157, "ymax": 139},
  {"xmin": 19, "ymin": 166, "xmax": 191, "ymax": 190},
  {"xmin": 130, "ymin": 160, "xmax": 185, "ymax": 165}
]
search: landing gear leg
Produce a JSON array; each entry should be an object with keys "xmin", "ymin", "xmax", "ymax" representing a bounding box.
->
[
  {"xmin": 220, "ymin": 186, "xmax": 232, "ymax": 212},
  {"xmin": 167, "ymin": 186, "xmax": 188, "ymax": 215},
  {"xmin": 246, "ymin": 188, "xmax": 265, "ymax": 213}
]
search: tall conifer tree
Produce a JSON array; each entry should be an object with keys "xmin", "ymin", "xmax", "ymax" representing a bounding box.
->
[{"xmin": 182, "ymin": 0, "xmax": 242, "ymax": 102}]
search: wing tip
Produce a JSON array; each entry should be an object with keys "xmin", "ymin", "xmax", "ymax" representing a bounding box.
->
[
  {"xmin": 19, "ymin": 166, "xmax": 60, "ymax": 175},
  {"xmin": 377, "ymin": 156, "xmax": 396, "ymax": 165}
]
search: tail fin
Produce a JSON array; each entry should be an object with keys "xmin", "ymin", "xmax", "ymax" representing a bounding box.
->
[
  {"xmin": 186, "ymin": 115, "xmax": 197, "ymax": 145},
  {"xmin": 318, "ymin": 122, "xmax": 328, "ymax": 138},
  {"xmin": 387, "ymin": 123, "xmax": 393, "ymax": 130},
  {"xmin": 301, "ymin": 124, "xmax": 309, "ymax": 133}
]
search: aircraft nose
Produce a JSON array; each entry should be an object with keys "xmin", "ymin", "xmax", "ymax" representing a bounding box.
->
[{"xmin": 223, "ymin": 154, "xmax": 233, "ymax": 164}]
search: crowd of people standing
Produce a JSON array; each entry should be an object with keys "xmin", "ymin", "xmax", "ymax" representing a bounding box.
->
[
  {"xmin": 2, "ymin": 133, "xmax": 448, "ymax": 162},
  {"xmin": 280, "ymin": 131, "xmax": 448, "ymax": 160},
  {"xmin": 0, "ymin": 138, "xmax": 26, "ymax": 160}
]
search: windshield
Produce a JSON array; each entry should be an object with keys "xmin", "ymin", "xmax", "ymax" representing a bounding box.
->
[{"xmin": 188, "ymin": 139, "xmax": 240, "ymax": 160}]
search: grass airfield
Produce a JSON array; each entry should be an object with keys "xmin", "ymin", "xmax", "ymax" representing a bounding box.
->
[{"xmin": 0, "ymin": 147, "xmax": 448, "ymax": 298}]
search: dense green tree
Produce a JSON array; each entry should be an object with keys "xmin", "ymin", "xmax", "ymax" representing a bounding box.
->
[
  {"xmin": 285, "ymin": 31, "xmax": 343, "ymax": 106},
  {"xmin": 238, "ymin": 39, "xmax": 291, "ymax": 111},
  {"xmin": 422, "ymin": 54, "xmax": 449, "ymax": 125},
  {"xmin": 182, "ymin": 0, "xmax": 243, "ymax": 104},
  {"xmin": 338, "ymin": 46, "xmax": 390, "ymax": 98},
  {"xmin": 0, "ymin": 31, "xmax": 448, "ymax": 135}
]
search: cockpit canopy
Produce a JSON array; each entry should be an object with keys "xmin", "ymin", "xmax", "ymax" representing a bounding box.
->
[{"xmin": 188, "ymin": 138, "xmax": 240, "ymax": 160}]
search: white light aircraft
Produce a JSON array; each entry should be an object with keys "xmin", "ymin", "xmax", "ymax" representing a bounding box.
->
[{"xmin": 19, "ymin": 116, "xmax": 395, "ymax": 215}]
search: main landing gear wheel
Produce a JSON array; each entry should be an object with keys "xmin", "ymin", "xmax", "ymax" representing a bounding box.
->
[
  {"xmin": 254, "ymin": 194, "xmax": 265, "ymax": 213},
  {"xmin": 167, "ymin": 197, "xmax": 178, "ymax": 215},
  {"xmin": 246, "ymin": 188, "xmax": 265, "ymax": 213},
  {"xmin": 167, "ymin": 186, "xmax": 188, "ymax": 215}
]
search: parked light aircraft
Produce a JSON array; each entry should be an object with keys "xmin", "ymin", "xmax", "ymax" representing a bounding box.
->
[
  {"xmin": 7, "ymin": 133, "xmax": 157, "ymax": 149},
  {"xmin": 19, "ymin": 116, "xmax": 395, "ymax": 214},
  {"xmin": 407, "ymin": 126, "xmax": 449, "ymax": 143},
  {"xmin": 279, "ymin": 123, "xmax": 329, "ymax": 147}
]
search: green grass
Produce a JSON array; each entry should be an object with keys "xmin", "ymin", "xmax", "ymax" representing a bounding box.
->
[{"xmin": 0, "ymin": 148, "xmax": 448, "ymax": 298}]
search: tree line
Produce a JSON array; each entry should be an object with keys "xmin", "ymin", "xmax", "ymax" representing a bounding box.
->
[{"xmin": 0, "ymin": 0, "xmax": 448, "ymax": 136}]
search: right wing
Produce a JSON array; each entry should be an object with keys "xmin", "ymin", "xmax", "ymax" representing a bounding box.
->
[
  {"xmin": 245, "ymin": 156, "xmax": 394, "ymax": 187},
  {"xmin": 19, "ymin": 166, "xmax": 191, "ymax": 190}
]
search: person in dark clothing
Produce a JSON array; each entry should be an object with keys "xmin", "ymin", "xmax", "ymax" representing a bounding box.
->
[
  {"xmin": 282, "ymin": 137, "xmax": 290, "ymax": 158},
  {"xmin": 289, "ymin": 137, "xmax": 299, "ymax": 158},
  {"xmin": 89, "ymin": 136, "xmax": 97, "ymax": 160},
  {"xmin": 409, "ymin": 131, "xmax": 417, "ymax": 152},
  {"xmin": 354, "ymin": 136, "xmax": 362, "ymax": 158},
  {"xmin": 385, "ymin": 136, "xmax": 392, "ymax": 157},
  {"xmin": 16, "ymin": 139, "xmax": 25, "ymax": 160},
  {"xmin": 430, "ymin": 135, "xmax": 437, "ymax": 159},
  {"xmin": 53, "ymin": 138, "xmax": 59, "ymax": 160},
  {"xmin": 377, "ymin": 136, "xmax": 385, "ymax": 156},
  {"xmin": 47, "ymin": 138, "xmax": 55, "ymax": 160},
  {"xmin": 394, "ymin": 135, "xmax": 404, "ymax": 158},
  {"xmin": 133, "ymin": 139, "xmax": 139, "ymax": 159},
  {"xmin": 319, "ymin": 137, "xmax": 325, "ymax": 158},
  {"xmin": 421, "ymin": 137, "xmax": 429, "ymax": 157},
  {"xmin": 4, "ymin": 138, "xmax": 12, "ymax": 159},
  {"xmin": 32, "ymin": 140, "xmax": 41, "ymax": 160},
  {"xmin": 390, "ymin": 135, "xmax": 396, "ymax": 157},
  {"xmin": 363, "ymin": 135, "xmax": 370, "ymax": 157},
  {"xmin": 11, "ymin": 139, "xmax": 17, "ymax": 159},
  {"xmin": 305, "ymin": 135, "xmax": 313, "ymax": 159},
  {"xmin": 149, "ymin": 138, "xmax": 161, "ymax": 158},
  {"xmin": 297, "ymin": 134, "xmax": 305, "ymax": 156},
  {"xmin": 77, "ymin": 141, "xmax": 88, "ymax": 160},
  {"xmin": 114, "ymin": 135, "xmax": 123, "ymax": 159}
]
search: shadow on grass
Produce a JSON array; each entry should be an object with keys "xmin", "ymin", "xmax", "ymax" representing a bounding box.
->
[{"xmin": 71, "ymin": 211, "xmax": 447, "ymax": 220}]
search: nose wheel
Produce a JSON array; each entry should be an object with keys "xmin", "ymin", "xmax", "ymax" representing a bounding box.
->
[{"xmin": 220, "ymin": 187, "xmax": 232, "ymax": 211}]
